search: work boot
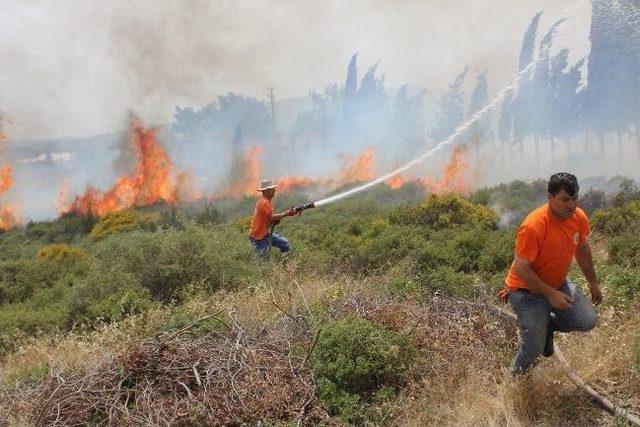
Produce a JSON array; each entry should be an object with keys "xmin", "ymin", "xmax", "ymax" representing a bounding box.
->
[{"xmin": 543, "ymin": 327, "xmax": 554, "ymax": 357}]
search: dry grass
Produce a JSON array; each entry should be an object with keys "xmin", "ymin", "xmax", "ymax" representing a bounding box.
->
[{"xmin": 1, "ymin": 260, "xmax": 639, "ymax": 426}]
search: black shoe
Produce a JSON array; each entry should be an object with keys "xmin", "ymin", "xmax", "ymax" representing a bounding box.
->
[{"xmin": 543, "ymin": 328, "xmax": 554, "ymax": 357}]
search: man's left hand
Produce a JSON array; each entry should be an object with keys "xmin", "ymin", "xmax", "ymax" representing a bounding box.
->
[{"xmin": 589, "ymin": 282, "xmax": 603, "ymax": 305}]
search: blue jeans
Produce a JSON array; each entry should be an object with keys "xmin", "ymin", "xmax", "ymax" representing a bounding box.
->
[
  {"xmin": 509, "ymin": 279, "xmax": 597, "ymax": 374},
  {"xmin": 249, "ymin": 233, "xmax": 290, "ymax": 259}
]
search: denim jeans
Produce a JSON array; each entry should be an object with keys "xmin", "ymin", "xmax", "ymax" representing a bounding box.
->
[
  {"xmin": 249, "ymin": 233, "xmax": 290, "ymax": 259},
  {"xmin": 509, "ymin": 279, "xmax": 597, "ymax": 374}
]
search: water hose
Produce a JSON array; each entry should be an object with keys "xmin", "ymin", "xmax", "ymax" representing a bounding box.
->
[{"xmin": 486, "ymin": 303, "xmax": 640, "ymax": 426}]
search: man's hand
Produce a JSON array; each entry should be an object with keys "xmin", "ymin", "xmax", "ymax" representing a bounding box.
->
[
  {"xmin": 286, "ymin": 207, "xmax": 296, "ymax": 217},
  {"xmin": 547, "ymin": 289, "xmax": 573, "ymax": 310},
  {"xmin": 589, "ymin": 282, "xmax": 603, "ymax": 305}
]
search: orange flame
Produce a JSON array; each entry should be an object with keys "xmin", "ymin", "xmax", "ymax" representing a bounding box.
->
[
  {"xmin": 276, "ymin": 176, "xmax": 320, "ymax": 193},
  {"xmin": 422, "ymin": 145, "xmax": 470, "ymax": 194},
  {"xmin": 337, "ymin": 148, "xmax": 375, "ymax": 186},
  {"xmin": 61, "ymin": 116, "xmax": 199, "ymax": 217},
  {"xmin": 0, "ymin": 165, "xmax": 12, "ymax": 194},
  {"xmin": 213, "ymin": 146, "xmax": 263, "ymax": 199},
  {"xmin": 0, "ymin": 118, "xmax": 21, "ymax": 230},
  {"xmin": 386, "ymin": 174, "xmax": 407, "ymax": 190}
]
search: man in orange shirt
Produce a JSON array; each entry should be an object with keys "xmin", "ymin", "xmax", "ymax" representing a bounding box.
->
[
  {"xmin": 505, "ymin": 172, "xmax": 602, "ymax": 374},
  {"xmin": 249, "ymin": 179, "xmax": 296, "ymax": 258}
]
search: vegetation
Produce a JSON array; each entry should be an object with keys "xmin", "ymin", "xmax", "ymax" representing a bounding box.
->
[{"xmin": 0, "ymin": 178, "xmax": 639, "ymax": 425}]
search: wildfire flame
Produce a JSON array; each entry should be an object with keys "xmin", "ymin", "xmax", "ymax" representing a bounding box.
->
[
  {"xmin": 384, "ymin": 146, "xmax": 470, "ymax": 194},
  {"xmin": 0, "ymin": 165, "xmax": 12, "ymax": 194},
  {"xmin": 212, "ymin": 144, "xmax": 468, "ymax": 202},
  {"xmin": 276, "ymin": 176, "xmax": 320, "ymax": 193},
  {"xmin": 337, "ymin": 148, "xmax": 375, "ymax": 186},
  {"xmin": 423, "ymin": 145, "xmax": 469, "ymax": 194},
  {"xmin": 213, "ymin": 145, "xmax": 264, "ymax": 199},
  {"xmin": 386, "ymin": 174, "xmax": 407, "ymax": 190},
  {"xmin": 61, "ymin": 116, "xmax": 200, "ymax": 217},
  {"xmin": 0, "ymin": 117, "xmax": 21, "ymax": 230}
]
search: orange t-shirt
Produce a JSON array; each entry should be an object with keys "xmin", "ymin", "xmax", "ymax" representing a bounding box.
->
[
  {"xmin": 249, "ymin": 197, "xmax": 273, "ymax": 240},
  {"xmin": 505, "ymin": 204, "xmax": 590, "ymax": 291}
]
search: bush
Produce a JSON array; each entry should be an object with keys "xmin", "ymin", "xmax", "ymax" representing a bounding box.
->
[
  {"xmin": 37, "ymin": 244, "xmax": 86, "ymax": 263},
  {"xmin": 469, "ymin": 179, "xmax": 547, "ymax": 224},
  {"xmin": 85, "ymin": 287, "xmax": 154, "ymax": 323},
  {"xmin": 447, "ymin": 226, "xmax": 491, "ymax": 272},
  {"xmin": 85, "ymin": 224, "xmax": 258, "ymax": 301},
  {"xmin": 596, "ymin": 264, "xmax": 640, "ymax": 307},
  {"xmin": 389, "ymin": 194, "xmax": 498, "ymax": 230},
  {"xmin": 312, "ymin": 318, "xmax": 416, "ymax": 421},
  {"xmin": 25, "ymin": 215, "xmax": 96, "ymax": 243},
  {"xmin": 591, "ymin": 201, "xmax": 640, "ymax": 235},
  {"xmin": 0, "ymin": 258, "xmax": 63, "ymax": 304},
  {"xmin": 89, "ymin": 210, "xmax": 159, "ymax": 240},
  {"xmin": 417, "ymin": 266, "xmax": 476, "ymax": 298},
  {"xmin": 579, "ymin": 188, "xmax": 607, "ymax": 216},
  {"xmin": 478, "ymin": 228, "xmax": 516, "ymax": 274},
  {"xmin": 608, "ymin": 235, "xmax": 640, "ymax": 268}
]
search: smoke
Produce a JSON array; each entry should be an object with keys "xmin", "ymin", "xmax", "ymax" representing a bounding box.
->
[{"xmin": 0, "ymin": 0, "xmax": 588, "ymax": 140}]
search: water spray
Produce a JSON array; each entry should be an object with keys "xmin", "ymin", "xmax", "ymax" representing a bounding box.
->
[
  {"xmin": 290, "ymin": 2, "xmax": 584, "ymax": 211},
  {"xmin": 292, "ymin": 55, "xmax": 542, "ymax": 210}
]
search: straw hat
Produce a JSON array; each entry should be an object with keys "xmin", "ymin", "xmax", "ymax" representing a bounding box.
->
[{"xmin": 257, "ymin": 179, "xmax": 278, "ymax": 191}]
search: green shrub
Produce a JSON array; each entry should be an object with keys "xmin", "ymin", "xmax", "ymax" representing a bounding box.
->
[
  {"xmin": 86, "ymin": 224, "xmax": 258, "ymax": 301},
  {"xmin": 591, "ymin": 201, "xmax": 640, "ymax": 235},
  {"xmin": 0, "ymin": 258, "xmax": 63, "ymax": 304},
  {"xmin": 37, "ymin": 243, "xmax": 86, "ymax": 263},
  {"xmin": 389, "ymin": 194, "xmax": 498, "ymax": 230},
  {"xmin": 478, "ymin": 228, "xmax": 516, "ymax": 273},
  {"xmin": 312, "ymin": 318, "xmax": 416, "ymax": 402},
  {"xmin": 596, "ymin": 264, "xmax": 640, "ymax": 307},
  {"xmin": 469, "ymin": 179, "xmax": 547, "ymax": 225},
  {"xmin": 448, "ymin": 226, "xmax": 491, "ymax": 272},
  {"xmin": 25, "ymin": 215, "xmax": 96, "ymax": 243},
  {"xmin": 0, "ymin": 231, "xmax": 37, "ymax": 261},
  {"xmin": 86, "ymin": 287, "xmax": 154, "ymax": 323},
  {"xmin": 89, "ymin": 210, "xmax": 159, "ymax": 240},
  {"xmin": 417, "ymin": 266, "xmax": 476, "ymax": 298},
  {"xmin": 608, "ymin": 235, "xmax": 640, "ymax": 268}
]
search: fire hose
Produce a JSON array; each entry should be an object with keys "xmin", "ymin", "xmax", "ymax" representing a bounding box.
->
[{"xmin": 485, "ymin": 303, "xmax": 640, "ymax": 426}]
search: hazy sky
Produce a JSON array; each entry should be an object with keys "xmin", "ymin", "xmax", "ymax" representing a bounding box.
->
[{"xmin": 0, "ymin": 0, "xmax": 591, "ymax": 140}]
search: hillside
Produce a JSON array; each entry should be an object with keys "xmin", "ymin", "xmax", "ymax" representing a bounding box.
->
[{"xmin": 0, "ymin": 179, "xmax": 639, "ymax": 426}]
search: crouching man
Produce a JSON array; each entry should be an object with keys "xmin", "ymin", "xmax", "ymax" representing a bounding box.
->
[
  {"xmin": 503, "ymin": 172, "xmax": 602, "ymax": 375},
  {"xmin": 249, "ymin": 179, "xmax": 296, "ymax": 259}
]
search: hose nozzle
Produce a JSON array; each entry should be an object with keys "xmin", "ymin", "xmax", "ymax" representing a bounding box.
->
[{"xmin": 294, "ymin": 202, "xmax": 316, "ymax": 213}]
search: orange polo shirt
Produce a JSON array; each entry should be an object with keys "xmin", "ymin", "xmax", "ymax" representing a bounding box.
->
[
  {"xmin": 506, "ymin": 204, "xmax": 590, "ymax": 291},
  {"xmin": 249, "ymin": 197, "xmax": 273, "ymax": 240}
]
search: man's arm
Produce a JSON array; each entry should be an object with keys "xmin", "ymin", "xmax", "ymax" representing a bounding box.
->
[
  {"xmin": 269, "ymin": 208, "xmax": 296, "ymax": 223},
  {"xmin": 513, "ymin": 256, "xmax": 574, "ymax": 309},
  {"xmin": 574, "ymin": 242, "xmax": 603, "ymax": 305}
]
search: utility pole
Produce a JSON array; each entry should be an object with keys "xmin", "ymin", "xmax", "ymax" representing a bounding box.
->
[{"xmin": 268, "ymin": 87, "xmax": 277, "ymax": 141}]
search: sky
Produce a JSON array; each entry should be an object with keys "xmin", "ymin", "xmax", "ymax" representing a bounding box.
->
[{"xmin": 0, "ymin": 0, "xmax": 591, "ymax": 141}]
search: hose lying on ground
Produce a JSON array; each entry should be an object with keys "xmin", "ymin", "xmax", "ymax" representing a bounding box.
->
[{"xmin": 486, "ymin": 303, "xmax": 640, "ymax": 426}]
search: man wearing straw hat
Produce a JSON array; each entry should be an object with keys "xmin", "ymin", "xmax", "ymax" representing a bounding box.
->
[{"xmin": 249, "ymin": 179, "xmax": 296, "ymax": 258}]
